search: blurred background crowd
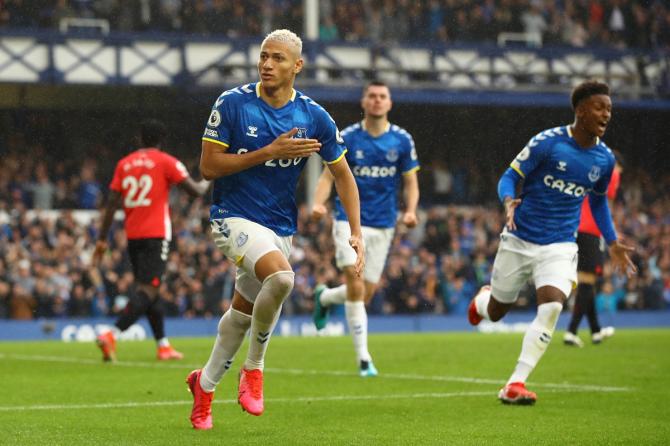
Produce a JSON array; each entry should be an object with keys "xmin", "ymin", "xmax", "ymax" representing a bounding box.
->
[
  {"xmin": 0, "ymin": 0, "xmax": 668, "ymax": 322},
  {"xmin": 1, "ymin": 0, "xmax": 670, "ymax": 49},
  {"xmin": 1, "ymin": 137, "xmax": 668, "ymax": 321}
]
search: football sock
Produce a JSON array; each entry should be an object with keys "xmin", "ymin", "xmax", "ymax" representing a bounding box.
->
[
  {"xmin": 508, "ymin": 301, "xmax": 562, "ymax": 384},
  {"xmin": 200, "ymin": 308, "xmax": 251, "ymax": 393},
  {"xmin": 568, "ymin": 283, "xmax": 593, "ymax": 334},
  {"xmin": 345, "ymin": 300, "xmax": 371, "ymax": 363},
  {"xmin": 157, "ymin": 337, "xmax": 170, "ymax": 348},
  {"xmin": 475, "ymin": 287, "xmax": 492, "ymax": 321},
  {"xmin": 320, "ymin": 284, "xmax": 347, "ymax": 306},
  {"xmin": 244, "ymin": 271, "xmax": 294, "ymax": 371},
  {"xmin": 146, "ymin": 297, "xmax": 166, "ymax": 340},
  {"xmin": 115, "ymin": 289, "xmax": 152, "ymax": 332},
  {"xmin": 582, "ymin": 284, "xmax": 601, "ymax": 334}
]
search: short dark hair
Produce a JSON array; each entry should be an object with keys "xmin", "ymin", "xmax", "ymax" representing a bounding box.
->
[
  {"xmin": 363, "ymin": 80, "xmax": 389, "ymax": 94},
  {"xmin": 571, "ymin": 80, "xmax": 610, "ymax": 110},
  {"xmin": 140, "ymin": 119, "xmax": 167, "ymax": 147}
]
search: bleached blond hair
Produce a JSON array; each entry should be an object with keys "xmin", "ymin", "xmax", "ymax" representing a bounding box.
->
[{"xmin": 261, "ymin": 29, "xmax": 302, "ymax": 57}]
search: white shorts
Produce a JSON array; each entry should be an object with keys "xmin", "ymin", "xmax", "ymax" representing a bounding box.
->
[
  {"xmin": 490, "ymin": 232, "xmax": 578, "ymax": 303},
  {"xmin": 333, "ymin": 219, "xmax": 394, "ymax": 284},
  {"xmin": 211, "ymin": 217, "xmax": 292, "ymax": 304}
]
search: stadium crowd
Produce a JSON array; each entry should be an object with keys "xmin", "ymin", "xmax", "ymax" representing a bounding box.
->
[
  {"xmin": 1, "ymin": 144, "xmax": 668, "ymax": 321},
  {"xmin": 1, "ymin": 0, "xmax": 669, "ymax": 49}
]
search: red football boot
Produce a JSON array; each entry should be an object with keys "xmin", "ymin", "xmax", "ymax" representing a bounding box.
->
[{"xmin": 186, "ymin": 369, "xmax": 214, "ymax": 430}]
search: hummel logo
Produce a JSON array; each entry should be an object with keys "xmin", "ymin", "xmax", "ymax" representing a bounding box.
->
[
  {"xmin": 257, "ymin": 331, "xmax": 270, "ymax": 344},
  {"xmin": 224, "ymin": 359, "xmax": 233, "ymax": 370},
  {"xmin": 247, "ymin": 126, "xmax": 258, "ymax": 137},
  {"xmin": 213, "ymin": 220, "xmax": 231, "ymax": 238},
  {"xmin": 557, "ymin": 161, "xmax": 567, "ymax": 171}
]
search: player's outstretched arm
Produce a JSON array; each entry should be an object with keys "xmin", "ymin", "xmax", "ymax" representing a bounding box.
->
[
  {"xmin": 497, "ymin": 167, "xmax": 523, "ymax": 230},
  {"xmin": 311, "ymin": 167, "xmax": 334, "ymax": 221},
  {"xmin": 328, "ymin": 159, "xmax": 365, "ymax": 276},
  {"xmin": 92, "ymin": 190, "xmax": 123, "ymax": 267},
  {"xmin": 608, "ymin": 239, "xmax": 637, "ymax": 278},
  {"xmin": 401, "ymin": 171, "xmax": 419, "ymax": 228},
  {"xmin": 178, "ymin": 177, "xmax": 211, "ymax": 197},
  {"xmin": 200, "ymin": 128, "xmax": 321, "ymax": 179},
  {"xmin": 589, "ymin": 192, "xmax": 637, "ymax": 277}
]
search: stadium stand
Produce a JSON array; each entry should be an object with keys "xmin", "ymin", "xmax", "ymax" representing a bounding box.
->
[
  {"xmin": 1, "ymin": 142, "xmax": 668, "ymax": 320},
  {"xmin": 1, "ymin": 0, "xmax": 669, "ymax": 50},
  {"xmin": 0, "ymin": 1, "xmax": 668, "ymax": 322}
]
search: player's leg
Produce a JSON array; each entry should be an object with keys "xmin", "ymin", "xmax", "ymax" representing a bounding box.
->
[
  {"xmin": 236, "ymin": 248, "xmax": 293, "ymax": 416},
  {"xmin": 188, "ymin": 221, "xmax": 261, "ymax": 429},
  {"xmin": 584, "ymin": 236, "xmax": 610, "ymax": 343},
  {"xmin": 244, "ymin": 250, "xmax": 293, "ymax": 372},
  {"xmin": 205, "ymin": 217, "xmax": 294, "ymax": 416},
  {"xmin": 345, "ymin": 226, "xmax": 391, "ymax": 376},
  {"xmin": 565, "ymin": 273, "xmax": 595, "ymax": 347},
  {"xmin": 189, "ymin": 289, "xmax": 254, "ymax": 429},
  {"xmin": 469, "ymin": 234, "xmax": 530, "ymax": 325},
  {"xmin": 565, "ymin": 234, "xmax": 598, "ymax": 347},
  {"xmin": 96, "ymin": 239, "xmax": 159, "ymax": 361},
  {"xmin": 313, "ymin": 220, "xmax": 354, "ymax": 329},
  {"xmin": 131, "ymin": 238, "xmax": 183, "ymax": 359},
  {"xmin": 200, "ymin": 289, "xmax": 254, "ymax": 392},
  {"xmin": 500, "ymin": 242, "xmax": 577, "ymax": 405},
  {"xmin": 339, "ymin": 266, "xmax": 369, "ymax": 374}
]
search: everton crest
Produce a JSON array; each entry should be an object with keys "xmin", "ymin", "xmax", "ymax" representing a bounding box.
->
[
  {"xmin": 295, "ymin": 127, "xmax": 308, "ymax": 139},
  {"xmin": 588, "ymin": 165, "xmax": 601, "ymax": 183},
  {"xmin": 386, "ymin": 148, "xmax": 399, "ymax": 162}
]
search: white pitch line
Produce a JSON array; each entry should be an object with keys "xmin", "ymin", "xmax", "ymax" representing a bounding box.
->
[
  {"xmin": 0, "ymin": 391, "xmax": 494, "ymax": 412},
  {"xmin": 0, "ymin": 353, "xmax": 631, "ymax": 392}
]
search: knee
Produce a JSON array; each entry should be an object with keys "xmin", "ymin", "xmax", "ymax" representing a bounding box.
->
[
  {"xmin": 537, "ymin": 301, "xmax": 563, "ymax": 326},
  {"xmin": 264, "ymin": 270, "xmax": 295, "ymax": 297},
  {"xmin": 218, "ymin": 308, "xmax": 252, "ymax": 334}
]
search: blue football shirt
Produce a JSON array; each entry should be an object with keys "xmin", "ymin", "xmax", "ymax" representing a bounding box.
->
[
  {"xmin": 334, "ymin": 121, "xmax": 420, "ymax": 228},
  {"xmin": 508, "ymin": 125, "xmax": 615, "ymax": 245},
  {"xmin": 203, "ymin": 82, "xmax": 347, "ymax": 236}
]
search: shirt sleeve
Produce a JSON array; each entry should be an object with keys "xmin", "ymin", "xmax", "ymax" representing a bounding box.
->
[
  {"xmin": 400, "ymin": 132, "xmax": 420, "ymax": 174},
  {"xmin": 202, "ymin": 91, "xmax": 235, "ymax": 148},
  {"xmin": 497, "ymin": 167, "xmax": 522, "ymax": 203},
  {"xmin": 315, "ymin": 108, "xmax": 347, "ymax": 165},
  {"xmin": 509, "ymin": 133, "xmax": 552, "ymax": 178},
  {"xmin": 163, "ymin": 153, "xmax": 189, "ymax": 185},
  {"xmin": 592, "ymin": 153, "xmax": 615, "ymax": 195}
]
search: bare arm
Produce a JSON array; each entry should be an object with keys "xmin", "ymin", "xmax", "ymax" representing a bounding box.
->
[
  {"xmin": 199, "ymin": 128, "xmax": 321, "ymax": 180},
  {"xmin": 328, "ymin": 159, "xmax": 365, "ymax": 276},
  {"xmin": 92, "ymin": 190, "xmax": 123, "ymax": 266},
  {"xmin": 401, "ymin": 171, "xmax": 420, "ymax": 228},
  {"xmin": 311, "ymin": 166, "xmax": 334, "ymax": 220},
  {"xmin": 177, "ymin": 176, "xmax": 211, "ymax": 197}
]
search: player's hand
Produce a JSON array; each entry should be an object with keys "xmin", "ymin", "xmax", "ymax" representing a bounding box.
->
[
  {"xmin": 268, "ymin": 128, "xmax": 321, "ymax": 160},
  {"xmin": 608, "ymin": 239, "xmax": 637, "ymax": 278},
  {"xmin": 92, "ymin": 240, "xmax": 107, "ymax": 267},
  {"xmin": 402, "ymin": 212, "xmax": 418, "ymax": 228},
  {"xmin": 504, "ymin": 198, "xmax": 521, "ymax": 231},
  {"xmin": 311, "ymin": 203, "xmax": 328, "ymax": 221},
  {"xmin": 349, "ymin": 234, "xmax": 365, "ymax": 277}
]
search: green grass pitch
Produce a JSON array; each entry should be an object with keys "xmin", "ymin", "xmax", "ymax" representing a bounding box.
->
[{"xmin": 1, "ymin": 329, "xmax": 668, "ymax": 445}]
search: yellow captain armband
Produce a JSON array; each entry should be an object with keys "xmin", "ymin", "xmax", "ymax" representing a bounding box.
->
[
  {"xmin": 326, "ymin": 149, "xmax": 348, "ymax": 165},
  {"xmin": 202, "ymin": 138, "xmax": 229, "ymax": 148}
]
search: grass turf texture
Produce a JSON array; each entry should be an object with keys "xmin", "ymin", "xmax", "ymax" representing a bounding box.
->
[{"xmin": 0, "ymin": 329, "xmax": 668, "ymax": 445}]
